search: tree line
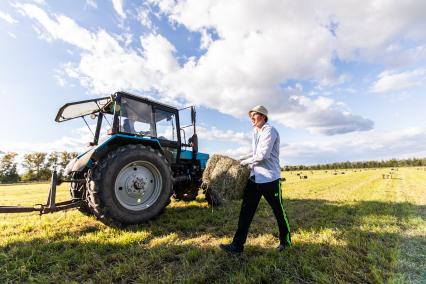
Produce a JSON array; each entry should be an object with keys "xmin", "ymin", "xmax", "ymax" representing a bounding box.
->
[
  {"xmin": 1, "ymin": 151, "xmax": 425, "ymax": 183},
  {"xmin": 0, "ymin": 152, "xmax": 78, "ymax": 184},
  {"xmin": 282, "ymin": 157, "xmax": 426, "ymax": 171}
]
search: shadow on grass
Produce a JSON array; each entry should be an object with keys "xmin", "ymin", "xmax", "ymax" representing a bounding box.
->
[
  {"xmin": 1, "ymin": 231, "xmax": 424, "ymax": 283},
  {"xmin": 131, "ymin": 198, "xmax": 425, "ymax": 239},
  {"xmin": 1, "ymin": 198, "xmax": 424, "ymax": 283}
]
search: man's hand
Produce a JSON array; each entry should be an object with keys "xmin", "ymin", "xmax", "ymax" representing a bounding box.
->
[{"xmin": 240, "ymin": 158, "xmax": 253, "ymax": 170}]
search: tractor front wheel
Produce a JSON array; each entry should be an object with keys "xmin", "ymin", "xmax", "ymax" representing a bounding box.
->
[{"xmin": 86, "ymin": 144, "xmax": 172, "ymax": 225}]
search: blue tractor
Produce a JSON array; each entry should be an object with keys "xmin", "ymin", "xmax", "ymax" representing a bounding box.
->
[{"xmin": 0, "ymin": 91, "xmax": 209, "ymax": 225}]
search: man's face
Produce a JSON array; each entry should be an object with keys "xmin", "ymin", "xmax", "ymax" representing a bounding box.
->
[{"xmin": 250, "ymin": 112, "xmax": 265, "ymax": 128}]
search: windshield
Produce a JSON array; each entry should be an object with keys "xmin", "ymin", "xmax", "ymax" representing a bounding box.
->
[
  {"xmin": 55, "ymin": 97, "xmax": 112, "ymax": 122},
  {"xmin": 119, "ymin": 97, "xmax": 155, "ymax": 136},
  {"xmin": 155, "ymin": 108, "xmax": 177, "ymax": 141},
  {"xmin": 119, "ymin": 97, "xmax": 177, "ymax": 141}
]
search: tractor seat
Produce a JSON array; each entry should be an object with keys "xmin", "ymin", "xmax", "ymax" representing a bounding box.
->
[{"xmin": 122, "ymin": 118, "xmax": 136, "ymax": 133}]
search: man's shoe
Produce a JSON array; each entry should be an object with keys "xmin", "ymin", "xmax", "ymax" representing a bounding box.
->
[
  {"xmin": 219, "ymin": 243, "xmax": 243, "ymax": 253},
  {"xmin": 277, "ymin": 244, "xmax": 288, "ymax": 252}
]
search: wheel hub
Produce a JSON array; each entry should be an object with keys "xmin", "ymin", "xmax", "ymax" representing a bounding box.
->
[
  {"xmin": 125, "ymin": 175, "xmax": 147, "ymax": 197},
  {"xmin": 114, "ymin": 161, "xmax": 162, "ymax": 211}
]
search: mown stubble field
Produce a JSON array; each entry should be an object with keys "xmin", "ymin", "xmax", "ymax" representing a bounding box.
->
[{"xmin": 0, "ymin": 168, "xmax": 425, "ymax": 283}]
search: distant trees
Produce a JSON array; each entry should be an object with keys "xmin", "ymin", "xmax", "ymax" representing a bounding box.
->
[
  {"xmin": 20, "ymin": 151, "xmax": 78, "ymax": 182},
  {"xmin": 282, "ymin": 157, "xmax": 426, "ymax": 171},
  {"xmin": 58, "ymin": 151, "xmax": 79, "ymax": 177},
  {"xmin": 0, "ymin": 152, "xmax": 20, "ymax": 183},
  {"xmin": 22, "ymin": 152, "xmax": 49, "ymax": 181},
  {"xmin": 0, "ymin": 150, "xmax": 426, "ymax": 183}
]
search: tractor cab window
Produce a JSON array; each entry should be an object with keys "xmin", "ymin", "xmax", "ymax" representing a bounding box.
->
[
  {"xmin": 119, "ymin": 97, "xmax": 154, "ymax": 136},
  {"xmin": 155, "ymin": 109, "xmax": 177, "ymax": 142}
]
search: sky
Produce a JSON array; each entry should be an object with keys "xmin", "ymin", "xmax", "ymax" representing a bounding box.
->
[{"xmin": 1, "ymin": 0, "xmax": 426, "ymax": 166}]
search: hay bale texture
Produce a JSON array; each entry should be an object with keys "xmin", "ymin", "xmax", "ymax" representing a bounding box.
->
[{"xmin": 202, "ymin": 154, "xmax": 250, "ymax": 206}]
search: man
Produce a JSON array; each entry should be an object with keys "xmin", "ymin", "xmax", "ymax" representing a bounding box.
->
[{"xmin": 219, "ymin": 105, "xmax": 291, "ymax": 253}]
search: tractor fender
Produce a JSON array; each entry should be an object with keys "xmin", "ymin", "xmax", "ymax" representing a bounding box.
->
[
  {"xmin": 71, "ymin": 148, "xmax": 96, "ymax": 173},
  {"xmin": 71, "ymin": 134, "xmax": 163, "ymax": 173}
]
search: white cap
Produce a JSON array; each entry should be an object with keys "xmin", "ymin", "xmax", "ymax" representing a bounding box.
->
[{"xmin": 248, "ymin": 105, "xmax": 268, "ymax": 119}]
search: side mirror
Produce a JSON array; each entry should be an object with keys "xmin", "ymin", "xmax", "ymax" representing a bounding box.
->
[
  {"xmin": 191, "ymin": 106, "xmax": 196, "ymax": 125},
  {"xmin": 189, "ymin": 134, "xmax": 198, "ymax": 154}
]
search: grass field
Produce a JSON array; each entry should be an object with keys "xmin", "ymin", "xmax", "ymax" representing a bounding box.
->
[{"xmin": 1, "ymin": 168, "xmax": 425, "ymax": 283}]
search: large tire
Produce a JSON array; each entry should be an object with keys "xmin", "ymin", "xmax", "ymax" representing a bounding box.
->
[
  {"xmin": 72, "ymin": 183, "xmax": 92, "ymax": 216},
  {"xmin": 69, "ymin": 173, "xmax": 92, "ymax": 215},
  {"xmin": 86, "ymin": 144, "xmax": 172, "ymax": 225}
]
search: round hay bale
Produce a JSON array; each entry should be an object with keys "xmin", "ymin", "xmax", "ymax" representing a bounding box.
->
[{"xmin": 202, "ymin": 154, "xmax": 250, "ymax": 206}]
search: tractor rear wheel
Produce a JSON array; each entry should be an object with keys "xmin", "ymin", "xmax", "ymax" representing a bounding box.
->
[{"xmin": 86, "ymin": 144, "xmax": 172, "ymax": 225}]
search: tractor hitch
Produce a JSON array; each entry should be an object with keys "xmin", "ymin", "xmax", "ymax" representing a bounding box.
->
[{"xmin": 0, "ymin": 170, "xmax": 82, "ymax": 214}]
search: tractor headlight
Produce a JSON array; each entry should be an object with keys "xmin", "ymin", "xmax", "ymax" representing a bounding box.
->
[{"xmin": 64, "ymin": 158, "xmax": 77, "ymax": 176}]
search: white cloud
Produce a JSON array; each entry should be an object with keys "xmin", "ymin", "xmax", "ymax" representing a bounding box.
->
[
  {"xmin": 272, "ymin": 95, "xmax": 373, "ymax": 135},
  {"xmin": 280, "ymin": 127, "xmax": 426, "ymax": 165},
  {"xmin": 8, "ymin": 32, "xmax": 17, "ymax": 39},
  {"xmin": 370, "ymin": 68, "xmax": 426, "ymax": 93},
  {"xmin": 199, "ymin": 28, "xmax": 213, "ymax": 50},
  {"xmin": 153, "ymin": 0, "xmax": 426, "ymax": 61},
  {"xmin": 2, "ymin": 126, "xmax": 92, "ymax": 155},
  {"xmin": 15, "ymin": 4, "xmax": 95, "ymax": 50},
  {"xmin": 198, "ymin": 126, "xmax": 250, "ymax": 145},
  {"xmin": 196, "ymin": 125, "xmax": 426, "ymax": 165},
  {"xmin": 141, "ymin": 34, "xmax": 178, "ymax": 73},
  {"xmin": 379, "ymin": 44, "xmax": 426, "ymax": 69},
  {"xmin": 0, "ymin": 11, "xmax": 18, "ymax": 24},
  {"xmin": 136, "ymin": 6, "xmax": 152, "ymax": 29},
  {"xmin": 16, "ymin": 4, "xmax": 177, "ymax": 94},
  {"xmin": 112, "ymin": 0, "xmax": 126, "ymax": 19},
  {"xmin": 85, "ymin": 0, "xmax": 97, "ymax": 9},
  {"xmin": 146, "ymin": 0, "xmax": 385, "ymax": 134},
  {"xmin": 115, "ymin": 32, "xmax": 132, "ymax": 46},
  {"xmin": 53, "ymin": 72, "xmax": 67, "ymax": 87},
  {"xmin": 30, "ymin": 0, "xmax": 46, "ymax": 4},
  {"xmin": 18, "ymin": 1, "xmax": 426, "ymax": 136},
  {"xmin": 65, "ymin": 31, "xmax": 178, "ymax": 94}
]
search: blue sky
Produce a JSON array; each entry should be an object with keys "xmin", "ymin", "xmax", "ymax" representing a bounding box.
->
[{"xmin": 1, "ymin": 0, "xmax": 426, "ymax": 165}]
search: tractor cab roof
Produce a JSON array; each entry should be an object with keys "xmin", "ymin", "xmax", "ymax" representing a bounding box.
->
[
  {"xmin": 55, "ymin": 91, "xmax": 178, "ymax": 122},
  {"xmin": 55, "ymin": 96, "xmax": 112, "ymax": 122}
]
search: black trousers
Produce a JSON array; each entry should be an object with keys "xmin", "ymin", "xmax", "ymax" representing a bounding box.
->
[{"xmin": 233, "ymin": 178, "xmax": 291, "ymax": 247}]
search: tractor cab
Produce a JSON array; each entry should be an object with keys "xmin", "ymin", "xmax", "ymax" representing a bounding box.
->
[{"xmin": 55, "ymin": 92, "xmax": 204, "ymax": 165}]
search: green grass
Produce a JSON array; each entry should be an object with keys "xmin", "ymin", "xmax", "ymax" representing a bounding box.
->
[{"xmin": 0, "ymin": 168, "xmax": 425, "ymax": 283}]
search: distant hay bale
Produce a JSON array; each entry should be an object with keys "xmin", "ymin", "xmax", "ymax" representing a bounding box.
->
[{"xmin": 202, "ymin": 154, "xmax": 250, "ymax": 206}]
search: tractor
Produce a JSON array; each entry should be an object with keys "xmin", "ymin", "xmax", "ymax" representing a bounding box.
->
[{"xmin": 0, "ymin": 91, "xmax": 209, "ymax": 225}]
